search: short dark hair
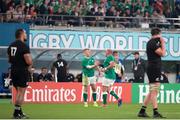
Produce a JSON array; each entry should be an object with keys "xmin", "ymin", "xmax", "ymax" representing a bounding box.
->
[
  {"xmin": 151, "ymin": 28, "xmax": 161, "ymax": 36},
  {"xmin": 134, "ymin": 52, "xmax": 139, "ymax": 55},
  {"xmin": 57, "ymin": 53, "xmax": 62, "ymax": 59},
  {"xmin": 41, "ymin": 67, "xmax": 47, "ymax": 70},
  {"xmin": 15, "ymin": 29, "xmax": 24, "ymax": 39},
  {"xmin": 113, "ymin": 51, "xmax": 118, "ymax": 55},
  {"xmin": 83, "ymin": 48, "xmax": 90, "ymax": 52}
]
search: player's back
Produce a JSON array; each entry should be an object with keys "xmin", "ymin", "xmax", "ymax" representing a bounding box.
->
[
  {"xmin": 53, "ymin": 59, "xmax": 67, "ymax": 75},
  {"xmin": 7, "ymin": 40, "xmax": 29, "ymax": 69},
  {"xmin": 146, "ymin": 38, "xmax": 161, "ymax": 64}
]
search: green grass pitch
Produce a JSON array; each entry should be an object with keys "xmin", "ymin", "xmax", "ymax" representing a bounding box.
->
[{"xmin": 0, "ymin": 99, "xmax": 180, "ymax": 119}]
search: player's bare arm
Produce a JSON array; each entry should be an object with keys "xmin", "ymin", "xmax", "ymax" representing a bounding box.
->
[
  {"xmin": 155, "ymin": 37, "xmax": 166, "ymax": 57},
  {"xmin": 103, "ymin": 61, "xmax": 115, "ymax": 71},
  {"xmin": 24, "ymin": 53, "xmax": 32, "ymax": 66}
]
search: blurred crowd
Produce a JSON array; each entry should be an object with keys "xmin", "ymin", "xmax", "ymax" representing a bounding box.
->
[{"xmin": 0, "ymin": 0, "xmax": 179, "ymax": 27}]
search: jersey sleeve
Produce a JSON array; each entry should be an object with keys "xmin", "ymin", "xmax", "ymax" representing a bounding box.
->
[
  {"xmin": 88, "ymin": 58, "xmax": 94, "ymax": 65},
  {"xmin": 151, "ymin": 39, "xmax": 161, "ymax": 52},
  {"xmin": 22, "ymin": 44, "xmax": 30, "ymax": 54},
  {"xmin": 82, "ymin": 59, "xmax": 87, "ymax": 67},
  {"xmin": 107, "ymin": 55, "xmax": 115, "ymax": 63}
]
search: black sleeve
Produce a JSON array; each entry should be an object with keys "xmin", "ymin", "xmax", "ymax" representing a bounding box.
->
[
  {"xmin": 151, "ymin": 40, "xmax": 161, "ymax": 52},
  {"xmin": 22, "ymin": 44, "xmax": 30, "ymax": 54}
]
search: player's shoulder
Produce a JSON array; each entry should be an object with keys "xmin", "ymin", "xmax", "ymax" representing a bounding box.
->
[
  {"xmin": 107, "ymin": 55, "xmax": 114, "ymax": 58},
  {"xmin": 90, "ymin": 57, "xmax": 94, "ymax": 60},
  {"xmin": 8, "ymin": 40, "xmax": 18, "ymax": 47}
]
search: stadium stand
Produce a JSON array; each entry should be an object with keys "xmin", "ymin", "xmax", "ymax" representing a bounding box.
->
[{"xmin": 0, "ymin": 0, "xmax": 179, "ymax": 28}]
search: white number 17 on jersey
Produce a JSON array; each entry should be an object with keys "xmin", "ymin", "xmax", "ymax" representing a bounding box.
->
[{"xmin": 11, "ymin": 47, "xmax": 17, "ymax": 56}]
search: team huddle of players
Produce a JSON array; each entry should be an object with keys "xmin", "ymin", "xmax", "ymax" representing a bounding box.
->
[{"xmin": 81, "ymin": 49, "xmax": 122, "ymax": 107}]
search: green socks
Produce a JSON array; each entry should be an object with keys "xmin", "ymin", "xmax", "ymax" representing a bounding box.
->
[
  {"xmin": 92, "ymin": 92, "xmax": 97, "ymax": 102},
  {"xmin": 83, "ymin": 92, "xmax": 88, "ymax": 102},
  {"xmin": 110, "ymin": 91, "xmax": 119, "ymax": 100},
  {"xmin": 103, "ymin": 92, "xmax": 107, "ymax": 105}
]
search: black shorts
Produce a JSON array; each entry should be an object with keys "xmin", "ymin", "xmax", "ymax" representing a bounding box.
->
[
  {"xmin": 11, "ymin": 68, "xmax": 29, "ymax": 88},
  {"xmin": 147, "ymin": 63, "xmax": 161, "ymax": 83}
]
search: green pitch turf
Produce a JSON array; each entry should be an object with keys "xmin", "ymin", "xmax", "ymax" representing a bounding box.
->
[{"xmin": 0, "ymin": 99, "xmax": 180, "ymax": 119}]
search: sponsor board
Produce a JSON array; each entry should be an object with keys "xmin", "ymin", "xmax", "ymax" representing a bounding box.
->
[
  {"xmin": 12, "ymin": 82, "xmax": 132, "ymax": 103},
  {"xmin": 132, "ymin": 83, "xmax": 180, "ymax": 104}
]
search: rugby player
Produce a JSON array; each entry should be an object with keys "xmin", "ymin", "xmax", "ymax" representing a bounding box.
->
[
  {"xmin": 138, "ymin": 28, "xmax": 166, "ymax": 118},
  {"xmin": 101, "ymin": 49, "xmax": 122, "ymax": 107},
  {"xmin": 81, "ymin": 49, "xmax": 99, "ymax": 107},
  {"xmin": 7, "ymin": 29, "xmax": 32, "ymax": 119}
]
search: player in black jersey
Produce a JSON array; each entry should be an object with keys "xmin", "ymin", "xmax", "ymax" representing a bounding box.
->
[
  {"xmin": 138, "ymin": 28, "xmax": 166, "ymax": 118},
  {"xmin": 7, "ymin": 29, "xmax": 32, "ymax": 119},
  {"xmin": 52, "ymin": 54, "xmax": 68, "ymax": 82}
]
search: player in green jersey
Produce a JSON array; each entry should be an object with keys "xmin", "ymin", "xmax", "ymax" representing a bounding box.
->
[
  {"xmin": 101, "ymin": 49, "xmax": 122, "ymax": 107},
  {"xmin": 82, "ymin": 49, "xmax": 99, "ymax": 107}
]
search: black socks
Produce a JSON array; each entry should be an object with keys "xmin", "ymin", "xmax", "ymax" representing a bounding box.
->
[
  {"xmin": 153, "ymin": 108, "xmax": 159, "ymax": 115},
  {"xmin": 14, "ymin": 105, "xmax": 22, "ymax": 115},
  {"xmin": 139, "ymin": 106, "xmax": 147, "ymax": 113}
]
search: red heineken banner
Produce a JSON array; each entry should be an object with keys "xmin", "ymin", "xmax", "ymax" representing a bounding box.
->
[{"xmin": 12, "ymin": 82, "xmax": 132, "ymax": 103}]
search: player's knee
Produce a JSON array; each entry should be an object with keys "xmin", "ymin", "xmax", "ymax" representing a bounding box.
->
[{"xmin": 83, "ymin": 86, "xmax": 88, "ymax": 92}]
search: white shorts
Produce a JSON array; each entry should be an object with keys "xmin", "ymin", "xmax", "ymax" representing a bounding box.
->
[
  {"xmin": 82, "ymin": 75, "xmax": 96, "ymax": 86},
  {"xmin": 102, "ymin": 78, "xmax": 115, "ymax": 87}
]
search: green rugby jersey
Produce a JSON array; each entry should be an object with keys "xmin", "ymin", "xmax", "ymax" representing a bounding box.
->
[
  {"xmin": 82, "ymin": 56, "xmax": 95, "ymax": 77},
  {"xmin": 103, "ymin": 55, "xmax": 116, "ymax": 80}
]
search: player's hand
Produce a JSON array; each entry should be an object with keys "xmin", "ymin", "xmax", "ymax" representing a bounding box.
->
[
  {"xmin": 95, "ymin": 60, "xmax": 100, "ymax": 66},
  {"xmin": 110, "ymin": 62, "xmax": 115, "ymax": 68},
  {"xmin": 101, "ymin": 68, "xmax": 105, "ymax": 72},
  {"xmin": 160, "ymin": 37, "xmax": 165, "ymax": 45},
  {"xmin": 101, "ymin": 68, "xmax": 107, "ymax": 72}
]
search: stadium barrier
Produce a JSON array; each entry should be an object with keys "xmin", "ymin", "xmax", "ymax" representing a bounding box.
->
[
  {"xmin": 0, "ymin": 13, "xmax": 180, "ymax": 29},
  {"xmin": 12, "ymin": 82, "xmax": 180, "ymax": 104}
]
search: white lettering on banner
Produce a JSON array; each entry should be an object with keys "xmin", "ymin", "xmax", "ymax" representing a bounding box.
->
[
  {"xmin": 24, "ymin": 86, "xmax": 31, "ymax": 102},
  {"xmin": 60, "ymin": 35, "xmax": 74, "ymax": 48},
  {"xmin": 99, "ymin": 36, "xmax": 114, "ymax": 49},
  {"xmin": 79, "ymin": 35, "xmax": 100, "ymax": 48},
  {"xmin": 24, "ymin": 85, "xmax": 76, "ymax": 102},
  {"xmin": 30, "ymin": 31, "xmax": 180, "ymax": 60},
  {"xmin": 176, "ymin": 90, "xmax": 180, "ymax": 103},
  {"xmin": 166, "ymin": 90, "xmax": 175, "ymax": 103},
  {"xmin": 139, "ymin": 85, "xmax": 180, "ymax": 103},
  {"xmin": 139, "ymin": 37, "xmax": 149, "ymax": 50},
  {"xmin": 139, "ymin": 85, "xmax": 149, "ymax": 103},
  {"xmin": 71, "ymin": 89, "xmax": 76, "ymax": 102},
  {"xmin": 32, "ymin": 34, "xmax": 47, "ymax": 48},
  {"xmin": 30, "ymin": 34, "xmax": 74, "ymax": 48},
  {"xmin": 159, "ymin": 85, "xmax": 164, "ymax": 103},
  {"xmin": 49, "ymin": 35, "xmax": 60, "ymax": 48},
  {"xmin": 116, "ymin": 36, "xmax": 127, "ymax": 50},
  {"xmin": 169, "ymin": 37, "xmax": 180, "ymax": 57}
]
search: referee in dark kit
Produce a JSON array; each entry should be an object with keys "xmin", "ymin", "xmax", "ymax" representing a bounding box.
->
[{"xmin": 7, "ymin": 29, "xmax": 32, "ymax": 119}]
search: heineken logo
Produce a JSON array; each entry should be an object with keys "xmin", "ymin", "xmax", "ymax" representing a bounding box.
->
[{"xmin": 138, "ymin": 84, "xmax": 180, "ymax": 103}]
